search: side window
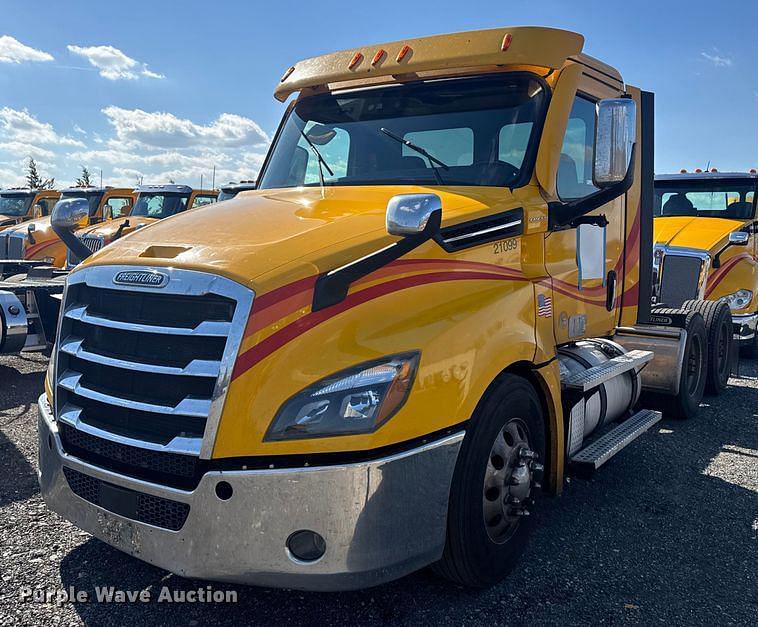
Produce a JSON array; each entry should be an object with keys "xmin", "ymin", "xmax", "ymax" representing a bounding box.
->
[
  {"xmin": 36, "ymin": 197, "xmax": 53, "ymax": 215},
  {"xmin": 557, "ymin": 96, "xmax": 599, "ymax": 200},
  {"xmin": 403, "ymin": 128, "xmax": 474, "ymax": 167},
  {"xmin": 191, "ymin": 195, "xmax": 217, "ymax": 209},
  {"xmin": 106, "ymin": 197, "xmax": 130, "ymax": 218},
  {"xmin": 302, "ymin": 125, "xmax": 350, "ymax": 185}
]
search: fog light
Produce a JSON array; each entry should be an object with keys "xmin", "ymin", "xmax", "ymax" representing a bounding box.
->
[{"xmin": 287, "ymin": 530, "xmax": 326, "ymax": 562}]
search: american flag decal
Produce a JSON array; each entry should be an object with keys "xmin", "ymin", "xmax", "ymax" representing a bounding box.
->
[{"xmin": 537, "ymin": 293, "xmax": 552, "ymax": 318}]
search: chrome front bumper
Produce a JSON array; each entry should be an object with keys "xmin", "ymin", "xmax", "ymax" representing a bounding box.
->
[
  {"xmin": 733, "ymin": 312, "xmax": 757, "ymax": 343},
  {"xmin": 37, "ymin": 395, "xmax": 464, "ymax": 591}
]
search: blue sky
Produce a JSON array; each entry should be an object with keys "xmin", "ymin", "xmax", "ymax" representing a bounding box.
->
[{"xmin": 1, "ymin": 0, "xmax": 756, "ymax": 188}]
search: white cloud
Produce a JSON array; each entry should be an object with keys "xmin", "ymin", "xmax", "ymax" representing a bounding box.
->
[
  {"xmin": 73, "ymin": 124, "xmax": 87, "ymax": 135},
  {"xmin": 0, "ymin": 107, "xmax": 85, "ymax": 147},
  {"xmin": 0, "ymin": 141, "xmax": 55, "ymax": 160},
  {"xmin": 0, "ymin": 35, "xmax": 53, "ymax": 64},
  {"xmin": 701, "ymin": 51, "xmax": 732, "ymax": 67},
  {"xmin": 102, "ymin": 107, "xmax": 269, "ymax": 150},
  {"xmin": 66, "ymin": 44, "xmax": 164, "ymax": 80}
]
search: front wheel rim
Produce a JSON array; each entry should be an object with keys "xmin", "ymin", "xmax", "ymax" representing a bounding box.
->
[{"xmin": 482, "ymin": 418, "xmax": 540, "ymax": 544}]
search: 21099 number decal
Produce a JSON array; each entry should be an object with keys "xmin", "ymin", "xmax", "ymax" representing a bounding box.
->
[{"xmin": 492, "ymin": 239, "xmax": 518, "ymax": 255}]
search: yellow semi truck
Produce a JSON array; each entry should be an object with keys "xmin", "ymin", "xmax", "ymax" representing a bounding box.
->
[
  {"xmin": 37, "ymin": 27, "xmax": 718, "ymax": 590},
  {"xmin": 0, "ymin": 188, "xmax": 59, "ymax": 232},
  {"xmin": 653, "ymin": 172, "xmax": 757, "ymax": 359}
]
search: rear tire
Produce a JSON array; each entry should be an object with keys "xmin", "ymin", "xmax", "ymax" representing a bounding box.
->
[
  {"xmin": 433, "ymin": 374, "xmax": 545, "ymax": 587},
  {"xmin": 681, "ymin": 300, "xmax": 733, "ymax": 395}
]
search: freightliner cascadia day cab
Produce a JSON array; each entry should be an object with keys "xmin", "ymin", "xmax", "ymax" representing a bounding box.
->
[
  {"xmin": 653, "ymin": 171, "xmax": 757, "ymax": 359},
  {"xmin": 0, "ymin": 188, "xmax": 60, "ymax": 232},
  {"xmin": 38, "ymin": 27, "xmax": 717, "ymax": 590},
  {"xmin": 0, "ymin": 187, "xmax": 135, "ymax": 270}
]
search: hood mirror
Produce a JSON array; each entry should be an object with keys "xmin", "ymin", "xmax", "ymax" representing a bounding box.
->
[
  {"xmin": 51, "ymin": 198, "xmax": 93, "ymax": 261},
  {"xmin": 32, "ymin": 203, "xmax": 43, "ymax": 219},
  {"xmin": 593, "ymin": 99, "xmax": 636, "ymax": 188},
  {"xmin": 729, "ymin": 231, "xmax": 749, "ymax": 245},
  {"xmin": 386, "ymin": 193, "xmax": 442, "ymax": 237}
]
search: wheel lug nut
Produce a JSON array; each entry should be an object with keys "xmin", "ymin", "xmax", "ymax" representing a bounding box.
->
[
  {"xmin": 508, "ymin": 496, "xmax": 521, "ymax": 505},
  {"xmin": 520, "ymin": 448, "xmax": 538, "ymax": 461},
  {"xmin": 532, "ymin": 462, "xmax": 544, "ymax": 473}
]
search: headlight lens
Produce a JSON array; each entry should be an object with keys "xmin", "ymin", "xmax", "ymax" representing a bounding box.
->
[
  {"xmin": 265, "ymin": 352, "xmax": 420, "ymax": 441},
  {"xmin": 719, "ymin": 289, "xmax": 753, "ymax": 311}
]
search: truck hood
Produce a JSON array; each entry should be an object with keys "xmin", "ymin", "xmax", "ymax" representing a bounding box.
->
[
  {"xmin": 77, "ymin": 216, "xmax": 159, "ymax": 239},
  {"xmin": 82, "ymin": 185, "xmax": 523, "ymax": 286},
  {"xmin": 653, "ymin": 216, "xmax": 749, "ymax": 252},
  {"xmin": 0, "ymin": 214, "xmax": 25, "ymax": 229}
]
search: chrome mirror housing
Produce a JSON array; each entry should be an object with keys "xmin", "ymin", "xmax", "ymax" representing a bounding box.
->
[
  {"xmin": 729, "ymin": 231, "xmax": 749, "ymax": 246},
  {"xmin": 593, "ymin": 99, "xmax": 636, "ymax": 188},
  {"xmin": 51, "ymin": 198, "xmax": 89, "ymax": 229},
  {"xmin": 386, "ymin": 193, "xmax": 442, "ymax": 237}
]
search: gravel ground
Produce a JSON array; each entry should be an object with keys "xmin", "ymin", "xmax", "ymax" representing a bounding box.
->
[{"xmin": 1, "ymin": 352, "xmax": 756, "ymax": 626}]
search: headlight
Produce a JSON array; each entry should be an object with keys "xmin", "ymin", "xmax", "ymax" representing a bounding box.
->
[
  {"xmin": 265, "ymin": 352, "xmax": 420, "ymax": 441},
  {"xmin": 719, "ymin": 289, "xmax": 753, "ymax": 311}
]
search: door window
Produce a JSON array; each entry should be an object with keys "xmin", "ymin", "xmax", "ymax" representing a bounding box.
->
[{"xmin": 557, "ymin": 96, "xmax": 599, "ymax": 200}]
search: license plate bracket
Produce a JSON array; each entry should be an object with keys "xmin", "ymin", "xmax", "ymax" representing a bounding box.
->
[{"xmin": 99, "ymin": 482, "xmax": 138, "ymax": 520}]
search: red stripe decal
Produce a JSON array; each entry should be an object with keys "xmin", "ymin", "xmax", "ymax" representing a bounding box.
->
[
  {"xmin": 232, "ymin": 270, "xmax": 525, "ymax": 380},
  {"xmin": 704, "ymin": 253, "xmax": 753, "ymax": 297}
]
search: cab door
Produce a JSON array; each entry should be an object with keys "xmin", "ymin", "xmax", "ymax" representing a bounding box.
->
[{"xmin": 544, "ymin": 79, "xmax": 626, "ymax": 345}]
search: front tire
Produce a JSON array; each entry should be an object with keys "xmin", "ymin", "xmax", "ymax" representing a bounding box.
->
[{"xmin": 433, "ymin": 374, "xmax": 545, "ymax": 587}]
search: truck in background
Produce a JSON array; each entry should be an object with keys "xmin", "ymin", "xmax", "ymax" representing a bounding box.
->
[
  {"xmin": 0, "ymin": 187, "xmax": 135, "ymax": 271},
  {"xmin": 38, "ymin": 26, "xmax": 719, "ymax": 591},
  {"xmin": 0, "ymin": 188, "xmax": 60, "ymax": 231},
  {"xmin": 653, "ymin": 171, "xmax": 757, "ymax": 363},
  {"xmin": 217, "ymin": 181, "xmax": 256, "ymax": 201}
]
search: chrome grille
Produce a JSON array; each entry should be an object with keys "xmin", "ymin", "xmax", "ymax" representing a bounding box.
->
[
  {"xmin": 659, "ymin": 254, "xmax": 704, "ymax": 307},
  {"xmin": 66, "ymin": 235, "xmax": 105, "ymax": 268},
  {"xmin": 0, "ymin": 231, "xmax": 25, "ymax": 260},
  {"xmin": 55, "ymin": 266, "xmax": 254, "ymax": 473}
]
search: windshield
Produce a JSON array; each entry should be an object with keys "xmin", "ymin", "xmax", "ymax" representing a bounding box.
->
[
  {"xmin": 654, "ymin": 181, "xmax": 756, "ymax": 219},
  {"xmin": 0, "ymin": 194, "xmax": 33, "ymax": 217},
  {"xmin": 60, "ymin": 191, "xmax": 104, "ymax": 217},
  {"xmin": 131, "ymin": 193, "xmax": 189, "ymax": 219},
  {"xmin": 258, "ymin": 74, "xmax": 547, "ymax": 189}
]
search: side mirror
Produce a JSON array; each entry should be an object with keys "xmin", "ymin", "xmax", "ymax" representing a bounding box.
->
[
  {"xmin": 32, "ymin": 204, "xmax": 44, "ymax": 219},
  {"xmin": 103, "ymin": 204, "xmax": 113, "ymax": 221},
  {"xmin": 386, "ymin": 193, "xmax": 442, "ymax": 237},
  {"xmin": 52, "ymin": 198, "xmax": 89, "ymax": 229},
  {"xmin": 729, "ymin": 231, "xmax": 749, "ymax": 246},
  {"xmin": 593, "ymin": 99, "xmax": 636, "ymax": 188},
  {"xmin": 51, "ymin": 198, "xmax": 93, "ymax": 262}
]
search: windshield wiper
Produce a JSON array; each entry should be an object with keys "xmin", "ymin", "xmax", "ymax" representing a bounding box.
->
[
  {"xmin": 300, "ymin": 129, "xmax": 334, "ymax": 189},
  {"xmin": 380, "ymin": 127, "xmax": 449, "ymax": 185}
]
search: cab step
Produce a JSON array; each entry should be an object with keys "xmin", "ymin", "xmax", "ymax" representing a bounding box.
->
[
  {"xmin": 571, "ymin": 409, "xmax": 662, "ymax": 471},
  {"xmin": 562, "ymin": 349, "xmax": 653, "ymax": 392}
]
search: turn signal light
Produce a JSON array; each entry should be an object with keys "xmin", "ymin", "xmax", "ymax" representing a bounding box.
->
[
  {"xmin": 371, "ymin": 49, "xmax": 386, "ymax": 66},
  {"xmin": 694, "ymin": 168, "xmax": 703, "ymax": 173},
  {"xmin": 348, "ymin": 52, "xmax": 363, "ymax": 70},
  {"xmin": 710, "ymin": 168, "xmax": 718, "ymax": 173},
  {"xmin": 680, "ymin": 169, "xmax": 687, "ymax": 173}
]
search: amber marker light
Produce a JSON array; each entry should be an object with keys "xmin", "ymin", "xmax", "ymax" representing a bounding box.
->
[
  {"xmin": 501, "ymin": 33, "xmax": 513, "ymax": 52},
  {"xmin": 348, "ymin": 52, "xmax": 363, "ymax": 70},
  {"xmin": 371, "ymin": 49, "xmax": 386, "ymax": 66},
  {"xmin": 280, "ymin": 66, "xmax": 295, "ymax": 82},
  {"xmin": 396, "ymin": 45, "xmax": 412, "ymax": 63}
]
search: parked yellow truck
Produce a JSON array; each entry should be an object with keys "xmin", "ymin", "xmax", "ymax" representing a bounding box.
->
[
  {"xmin": 654, "ymin": 172, "xmax": 757, "ymax": 358},
  {"xmin": 0, "ymin": 187, "xmax": 134, "ymax": 269},
  {"xmin": 37, "ymin": 27, "xmax": 718, "ymax": 590},
  {"xmin": 0, "ymin": 188, "xmax": 59, "ymax": 232}
]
